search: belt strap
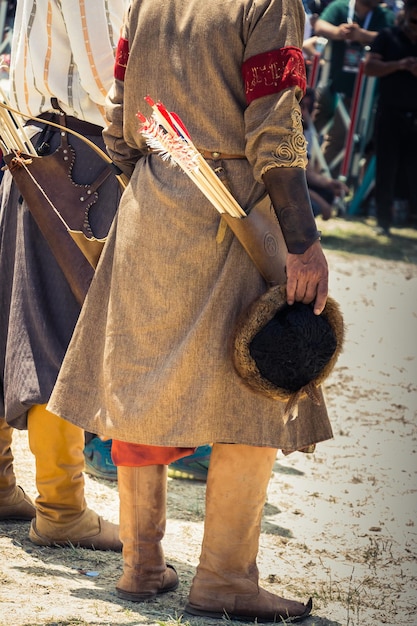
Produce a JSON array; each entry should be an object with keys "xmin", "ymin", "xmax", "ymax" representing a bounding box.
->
[
  {"xmin": 198, "ymin": 149, "xmax": 246, "ymax": 161},
  {"xmin": 148, "ymin": 147, "xmax": 245, "ymax": 161},
  {"xmin": 33, "ymin": 111, "xmax": 103, "ymax": 137}
]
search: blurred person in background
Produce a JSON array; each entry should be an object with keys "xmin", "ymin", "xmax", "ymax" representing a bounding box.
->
[
  {"xmin": 364, "ymin": 0, "xmax": 417, "ymax": 234},
  {"xmin": 313, "ymin": 0, "xmax": 395, "ymax": 175},
  {"xmin": 301, "ymin": 87, "xmax": 349, "ymax": 219}
]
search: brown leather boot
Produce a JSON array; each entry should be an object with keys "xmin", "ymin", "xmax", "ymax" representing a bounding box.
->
[
  {"xmin": 185, "ymin": 443, "xmax": 312, "ymax": 623},
  {"xmin": 27, "ymin": 404, "xmax": 121, "ymax": 550},
  {"xmin": 0, "ymin": 416, "xmax": 36, "ymax": 520},
  {"xmin": 116, "ymin": 464, "xmax": 179, "ymax": 601},
  {"xmin": 29, "ymin": 507, "xmax": 122, "ymax": 550}
]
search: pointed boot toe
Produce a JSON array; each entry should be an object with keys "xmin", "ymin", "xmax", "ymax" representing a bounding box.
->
[{"xmin": 185, "ymin": 590, "xmax": 312, "ymax": 623}]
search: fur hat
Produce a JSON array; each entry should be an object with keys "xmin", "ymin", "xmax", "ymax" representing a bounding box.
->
[{"xmin": 233, "ymin": 285, "xmax": 344, "ymax": 422}]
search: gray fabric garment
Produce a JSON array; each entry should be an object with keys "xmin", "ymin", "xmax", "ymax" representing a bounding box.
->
[
  {"xmin": 49, "ymin": 0, "xmax": 333, "ymax": 452},
  {"xmin": 0, "ymin": 126, "xmax": 121, "ymax": 428}
]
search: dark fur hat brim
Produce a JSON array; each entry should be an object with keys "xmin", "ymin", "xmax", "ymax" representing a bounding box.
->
[{"xmin": 233, "ymin": 284, "xmax": 344, "ymax": 401}]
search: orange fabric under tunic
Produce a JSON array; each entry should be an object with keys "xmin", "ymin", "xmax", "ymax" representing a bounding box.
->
[{"xmin": 111, "ymin": 441, "xmax": 195, "ymax": 467}]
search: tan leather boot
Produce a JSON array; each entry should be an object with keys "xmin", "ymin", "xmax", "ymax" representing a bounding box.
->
[
  {"xmin": 27, "ymin": 404, "xmax": 121, "ymax": 551},
  {"xmin": 0, "ymin": 416, "xmax": 36, "ymax": 520},
  {"xmin": 116, "ymin": 464, "xmax": 179, "ymax": 601},
  {"xmin": 185, "ymin": 443, "xmax": 312, "ymax": 622}
]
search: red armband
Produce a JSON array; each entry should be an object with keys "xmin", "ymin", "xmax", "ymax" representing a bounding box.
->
[
  {"xmin": 114, "ymin": 37, "xmax": 129, "ymax": 81},
  {"xmin": 242, "ymin": 46, "xmax": 306, "ymax": 105}
]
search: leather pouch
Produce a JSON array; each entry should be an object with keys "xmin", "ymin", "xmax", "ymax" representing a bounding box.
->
[{"xmin": 3, "ymin": 119, "xmax": 112, "ymax": 305}]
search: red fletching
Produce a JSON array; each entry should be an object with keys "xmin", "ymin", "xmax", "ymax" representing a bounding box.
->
[{"xmin": 169, "ymin": 112, "xmax": 191, "ymax": 139}]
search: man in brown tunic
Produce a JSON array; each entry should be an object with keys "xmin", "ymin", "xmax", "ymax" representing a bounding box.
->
[{"xmin": 49, "ymin": 0, "xmax": 334, "ymax": 621}]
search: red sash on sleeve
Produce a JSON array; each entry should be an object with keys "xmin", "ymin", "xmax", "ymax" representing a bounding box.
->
[
  {"xmin": 114, "ymin": 37, "xmax": 129, "ymax": 81},
  {"xmin": 242, "ymin": 46, "xmax": 306, "ymax": 105}
]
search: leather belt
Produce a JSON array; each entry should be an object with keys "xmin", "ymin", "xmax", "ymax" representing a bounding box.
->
[
  {"xmin": 198, "ymin": 149, "xmax": 246, "ymax": 161},
  {"xmin": 147, "ymin": 147, "xmax": 246, "ymax": 161}
]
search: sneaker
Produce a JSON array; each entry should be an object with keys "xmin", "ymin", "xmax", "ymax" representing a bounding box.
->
[
  {"xmin": 168, "ymin": 445, "xmax": 212, "ymax": 482},
  {"xmin": 84, "ymin": 437, "xmax": 118, "ymax": 481}
]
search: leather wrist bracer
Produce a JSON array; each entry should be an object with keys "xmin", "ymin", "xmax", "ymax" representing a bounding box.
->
[{"xmin": 262, "ymin": 167, "xmax": 321, "ymax": 254}]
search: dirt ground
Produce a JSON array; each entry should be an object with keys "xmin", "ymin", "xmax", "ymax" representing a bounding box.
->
[{"xmin": 0, "ymin": 218, "xmax": 416, "ymax": 626}]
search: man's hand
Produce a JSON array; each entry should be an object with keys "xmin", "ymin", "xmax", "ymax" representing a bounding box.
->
[
  {"xmin": 261, "ymin": 167, "xmax": 329, "ymax": 312},
  {"xmin": 285, "ymin": 240, "xmax": 329, "ymax": 315},
  {"xmin": 399, "ymin": 56, "xmax": 417, "ymax": 75},
  {"xmin": 327, "ymin": 178, "xmax": 349, "ymax": 197},
  {"xmin": 337, "ymin": 22, "xmax": 360, "ymax": 40}
]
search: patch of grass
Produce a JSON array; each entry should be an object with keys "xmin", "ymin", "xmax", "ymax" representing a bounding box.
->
[
  {"xmin": 318, "ymin": 215, "xmax": 417, "ymax": 264},
  {"xmin": 362, "ymin": 536, "xmax": 394, "ymax": 569},
  {"xmin": 303, "ymin": 561, "xmax": 377, "ymax": 624},
  {"xmin": 156, "ymin": 617, "xmax": 192, "ymax": 626}
]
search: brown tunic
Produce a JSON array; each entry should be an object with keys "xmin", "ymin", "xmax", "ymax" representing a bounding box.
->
[{"xmin": 48, "ymin": 0, "xmax": 333, "ymax": 452}]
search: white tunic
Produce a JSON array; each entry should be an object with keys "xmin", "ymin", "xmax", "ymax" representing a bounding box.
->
[{"xmin": 9, "ymin": 0, "xmax": 128, "ymax": 125}]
